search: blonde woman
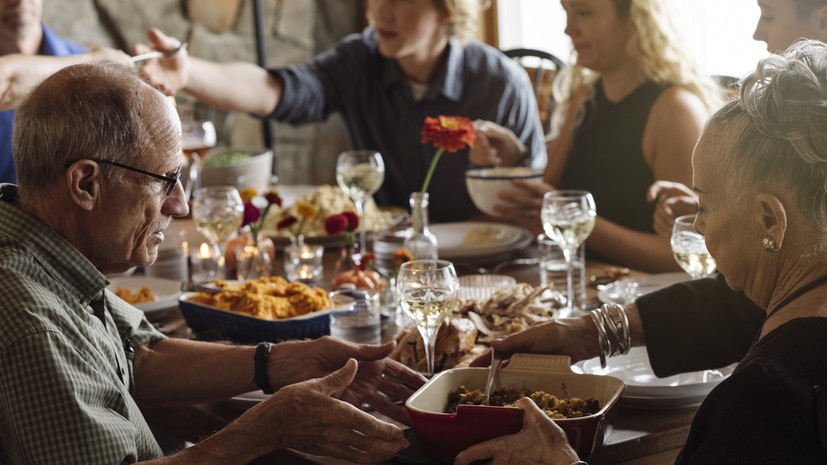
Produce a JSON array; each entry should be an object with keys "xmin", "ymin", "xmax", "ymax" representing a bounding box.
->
[
  {"xmin": 137, "ymin": 0, "xmax": 545, "ymax": 223},
  {"xmin": 494, "ymin": 0, "xmax": 720, "ymax": 272}
]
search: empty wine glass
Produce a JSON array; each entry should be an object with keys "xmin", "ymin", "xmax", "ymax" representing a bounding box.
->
[
  {"xmin": 191, "ymin": 186, "xmax": 244, "ymax": 278},
  {"xmin": 336, "ymin": 150, "xmax": 385, "ymax": 254},
  {"xmin": 396, "ymin": 259, "xmax": 460, "ymax": 377},
  {"xmin": 541, "ymin": 190, "xmax": 596, "ymax": 317},
  {"xmin": 671, "ymin": 214, "xmax": 717, "ymax": 279}
]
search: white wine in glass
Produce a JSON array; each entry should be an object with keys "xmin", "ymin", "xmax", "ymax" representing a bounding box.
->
[
  {"xmin": 541, "ymin": 190, "xmax": 596, "ymax": 317},
  {"xmin": 336, "ymin": 150, "xmax": 385, "ymax": 254},
  {"xmin": 396, "ymin": 259, "xmax": 459, "ymax": 377},
  {"xmin": 192, "ymin": 186, "xmax": 245, "ymax": 278},
  {"xmin": 671, "ymin": 214, "xmax": 717, "ymax": 279}
]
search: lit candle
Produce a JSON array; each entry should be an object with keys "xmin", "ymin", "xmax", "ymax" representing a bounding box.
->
[{"xmin": 197, "ymin": 242, "xmax": 214, "ymax": 259}]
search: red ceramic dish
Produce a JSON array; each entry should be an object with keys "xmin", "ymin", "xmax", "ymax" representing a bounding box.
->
[{"xmin": 405, "ymin": 354, "xmax": 625, "ymax": 464}]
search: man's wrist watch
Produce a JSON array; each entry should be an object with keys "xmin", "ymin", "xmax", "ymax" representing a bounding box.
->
[{"xmin": 254, "ymin": 342, "xmax": 276, "ymax": 394}]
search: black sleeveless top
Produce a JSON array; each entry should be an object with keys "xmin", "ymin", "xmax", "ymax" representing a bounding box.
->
[{"xmin": 561, "ymin": 80, "xmax": 667, "ymax": 257}]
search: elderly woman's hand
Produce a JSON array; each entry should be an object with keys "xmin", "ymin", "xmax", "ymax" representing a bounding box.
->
[
  {"xmin": 243, "ymin": 358, "xmax": 410, "ymax": 462},
  {"xmin": 132, "ymin": 27, "xmax": 189, "ymax": 96},
  {"xmin": 454, "ymin": 397, "xmax": 580, "ymax": 465},
  {"xmin": 470, "ymin": 121, "xmax": 528, "ymax": 167},
  {"xmin": 270, "ymin": 337, "xmax": 427, "ymax": 425},
  {"xmin": 646, "ymin": 180, "xmax": 699, "ymax": 237},
  {"xmin": 471, "ymin": 316, "xmax": 599, "ymax": 368}
]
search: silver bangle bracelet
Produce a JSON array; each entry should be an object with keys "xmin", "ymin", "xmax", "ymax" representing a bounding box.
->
[
  {"xmin": 590, "ymin": 304, "xmax": 633, "ymax": 367},
  {"xmin": 571, "ymin": 461, "xmax": 589, "ymax": 465}
]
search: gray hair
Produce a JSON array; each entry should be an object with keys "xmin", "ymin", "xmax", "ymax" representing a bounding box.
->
[
  {"xmin": 708, "ymin": 40, "xmax": 827, "ymax": 242},
  {"xmin": 12, "ymin": 62, "xmax": 174, "ymax": 207}
]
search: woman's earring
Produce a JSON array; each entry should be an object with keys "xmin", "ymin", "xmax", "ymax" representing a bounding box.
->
[{"xmin": 762, "ymin": 236, "xmax": 778, "ymax": 252}]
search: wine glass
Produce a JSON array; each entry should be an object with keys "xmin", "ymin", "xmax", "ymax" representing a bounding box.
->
[
  {"xmin": 336, "ymin": 150, "xmax": 385, "ymax": 254},
  {"xmin": 541, "ymin": 190, "xmax": 596, "ymax": 317},
  {"xmin": 191, "ymin": 186, "xmax": 245, "ymax": 278},
  {"xmin": 396, "ymin": 259, "xmax": 460, "ymax": 377},
  {"xmin": 671, "ymin": 214, "xmax": 717, "ymax": 279}
]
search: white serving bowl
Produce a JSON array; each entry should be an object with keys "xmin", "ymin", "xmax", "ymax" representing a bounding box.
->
[
  {"xmin": 200, "ymin": 147, "xmax": 274, "ymax": 193},
  {"xmin": 465, "ymin": 167, "xmax": 543, "ymax": 217}
]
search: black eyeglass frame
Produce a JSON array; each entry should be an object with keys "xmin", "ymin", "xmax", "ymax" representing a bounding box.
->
[{"xmin": 65, "ymin": 158, "xmax": 182, "ymax": 196}]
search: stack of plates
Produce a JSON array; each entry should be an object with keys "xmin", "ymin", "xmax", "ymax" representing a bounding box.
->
[
  {"xmin": 597, "ymin": 272, "xmax": 690, "ymax": 305},
  {"xmin": 144, "ymin": 246, "xmax": 187, "ymax": 281},
  {"xmin": 573, "ymin": 347, "xmax": 735, "ymax": 409},
  {"xmin": 458, "ymin": 274, "xmax": 516, "ymax": 301}
]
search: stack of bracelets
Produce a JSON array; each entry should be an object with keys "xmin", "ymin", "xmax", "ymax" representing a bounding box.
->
[{"xmin": 588, "ymin": 303, "xmax": 632, "ymax": 368}]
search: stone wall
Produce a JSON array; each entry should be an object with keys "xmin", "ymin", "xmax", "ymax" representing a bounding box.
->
[{"xmin": 43, "ymin": 0, "xmax": 362, "ymax": 185}]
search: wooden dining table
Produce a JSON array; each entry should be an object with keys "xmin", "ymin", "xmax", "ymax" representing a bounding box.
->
[{"xmin": 138, "ymin": 219, "xmax": 697, "ymax": 465}]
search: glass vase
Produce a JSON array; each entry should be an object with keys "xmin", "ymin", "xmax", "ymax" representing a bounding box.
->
[
  {"xmin": 235, "ymin": 232, "xmax": 274, "ymax": 281},
  {"xmin": 333, "ymin": 243, "xmax": 360, "ymax": 277},
  {"xmin": 403, "ymin": 192, "xmax": 438, "ymax": 260}
]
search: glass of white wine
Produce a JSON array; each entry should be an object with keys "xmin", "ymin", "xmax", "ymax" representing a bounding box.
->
[
  {"xmin": 191, "ymin": 186, "xmax": 245, "ymax": 279},
  {"xmin": 336, "ymin": 150, "xmax": 385, "ymax": 254},
  {"xmin": 396, "ymin": 259, "xmax": 460, "ymax": 377},
  {"xmin": 541, "ymin": 190, "xmax": 596, "ymax": 317},
  {"xmin": 671, "ymin": 214, "xmax": 717, "ymax": 279}
]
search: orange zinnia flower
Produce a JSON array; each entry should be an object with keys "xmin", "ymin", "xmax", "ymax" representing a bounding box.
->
[
  {"xmin": 421, "ymin": 115, "xmax": 476, "ymax": 153},
  {"xmin": 419, "ymin": 115, "xmax": 476, "ymax": 194}
]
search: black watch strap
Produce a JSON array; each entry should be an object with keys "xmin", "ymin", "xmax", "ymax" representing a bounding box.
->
[{"xmin": 254, "ymin": 342, "xmax": 276, "ymax": 394}]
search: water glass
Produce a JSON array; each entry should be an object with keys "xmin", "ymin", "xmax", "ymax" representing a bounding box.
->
[
  {"xmin": 538, "ymin": 234, "xmax": 586, "ymax": 311},
  {"xmin": 284, "ymin": 244, "xmax": 324, "ymax": 285},
  {"xmin": 328, "ymin": 288, "xmax": 381, "ymax": 345}
]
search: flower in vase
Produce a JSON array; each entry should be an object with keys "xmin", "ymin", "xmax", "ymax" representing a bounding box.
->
[
  {"xmin": 240, "ymin": 187, "xmax": 282, "ymax": 246},
  {"xmin": 324, "ymin": 211, "xmax": 359, "ymax": 247},
  {"xmin": 420, "ymin": 115, "xmax": 476, "ymax": 194},
  {"xmin": 362, "ymin": 247, "xmax": 413, "ymax": 280},
  {"xmin": 277, "ymin": 201, "xmax": 317, "ymax": 244}
]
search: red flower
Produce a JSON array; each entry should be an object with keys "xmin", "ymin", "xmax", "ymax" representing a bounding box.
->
[
  {"xmin": 342, "ymin": 211, "xmax": 359, "ymax": 231},
  {"xmin": 264, "ymin": 190, "xmax": 282, "ymax": 207},
  {"xmin": 324, "ymin": 214, "xmax": 348, "ymax": 236},
  {"xmin": 277, "ymin": 216, "xmax": 298, "ymax": 230},
  {"xmin": 241, "ymin": 201, "xmax": 261, "ymax": 227},
  {"xmin": 421, "ymin": 115, "xmax": 476, "ymax": 153},
  {"xmin": 358, "ymin": 252, "xmax": 376, "ymax": 271}
]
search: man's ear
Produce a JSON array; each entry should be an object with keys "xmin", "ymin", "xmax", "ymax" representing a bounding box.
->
[
  {"xmin": 65, "ymin": 160, "xmax": 101, "ymax": 211},
  {"xmin": 754, "ymin": 192, "xmax": 787, "ymax": 250}
]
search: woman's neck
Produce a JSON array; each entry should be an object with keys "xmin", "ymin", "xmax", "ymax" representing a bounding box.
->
[
  {"xmin": 759, "ymin": 277, "xmax": 827, "ymax": 339},
  {"xmin": 599, "ymin": 63, "xmax": 645, "ymax": 102}
]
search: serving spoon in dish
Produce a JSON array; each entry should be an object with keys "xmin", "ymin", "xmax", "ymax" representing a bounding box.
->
[
  {"xmin": 484, "ymin": 349, "xmax": 506, "ymax": 405},
  {"xmin": 131, "ymin": 42, "xmax": 188, "ymax": 63}
]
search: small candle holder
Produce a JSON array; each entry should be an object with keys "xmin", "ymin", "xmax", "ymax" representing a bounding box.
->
[
  {"xmin": 284, "ymin": 243, "xmax": 324, "ymax": 286},
  {"xmin": 190, "ymin": 241, "xmax": 222, "ymax": 284}
]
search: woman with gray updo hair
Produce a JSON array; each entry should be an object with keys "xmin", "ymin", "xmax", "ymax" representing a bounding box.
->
[{"xmin": 456, "ymin": 39, "xmax": 827, "ymax": 465}]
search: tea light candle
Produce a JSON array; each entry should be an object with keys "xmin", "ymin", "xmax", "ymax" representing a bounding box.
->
[{"xmin": 190, "ymin": 242, "xmax": 221, "ymax": 283}]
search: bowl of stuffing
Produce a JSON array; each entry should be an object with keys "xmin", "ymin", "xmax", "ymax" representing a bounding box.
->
[
  {"xmin": 178, "ymin": 277, "xmax": 341, "ymax": 343},
  {"xmin": 465, "ymin": 167, "xmax": 543, "ymax": 217},
  {"xmin": 404, "ymin": 353, "xmax": 624, "ymax": 463}
]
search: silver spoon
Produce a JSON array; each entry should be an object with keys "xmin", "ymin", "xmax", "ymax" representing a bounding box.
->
[{"xmin": 484, "ymin": 349, "xmax": 506, "ymax": 405}]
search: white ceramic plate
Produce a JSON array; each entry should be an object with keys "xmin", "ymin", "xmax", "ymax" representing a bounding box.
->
[
  {"xmin": 230, "ymin": 390, "xmax": 269, "ymax": 409},
  {"xmin": 597, "ymin": 272, "xmax": 690, "ymax": 304},
  {"xmin": 431, "ymin": 222, "xmax": 533, "ymax": 260},
  {"xmin": 573, "ymin": 347, "xmax": 735, "ymax": 409},
  {"xmin": 108, "ymin": 277, "xmax": 183, "ymax": 316}
]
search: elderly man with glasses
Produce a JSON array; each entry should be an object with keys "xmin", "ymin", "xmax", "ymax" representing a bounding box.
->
[{"xmin": 0, "ymin": 62, "xmax": 425, "ymax": 464}]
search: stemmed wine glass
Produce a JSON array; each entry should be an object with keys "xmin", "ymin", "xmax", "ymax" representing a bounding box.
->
[
  {"xmin": 396, "ymin": 259, "xmax": 460, "ymax": 377},
  {"xmin": 671, "ymin": 214, "xmax": 717, "ymax": 279},
  {"xmin": 336, "ymin": 150, "xmax": 385, "ymax": 254},
  {"xmin": 191, "ymin": 186, "xmax": 245, "ymax": 278},
  {"xmin": 541, "ymin": 190, "xmax": 596, "ymax": 317}
]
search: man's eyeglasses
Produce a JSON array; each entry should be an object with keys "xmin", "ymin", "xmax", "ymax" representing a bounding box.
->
[{"xmin": 66, "ymin": 158, "xmax": 182, "ymax": 196}]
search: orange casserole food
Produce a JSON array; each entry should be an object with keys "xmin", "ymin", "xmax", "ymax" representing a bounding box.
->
[{"xmin": 187, "ymin": 276, "xmax": 330, "ymax": 320}]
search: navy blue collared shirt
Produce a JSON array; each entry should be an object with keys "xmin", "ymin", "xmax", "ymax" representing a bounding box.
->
[
  {"xmin": 0, "ymin": 24, "xmax": 87, "ymax": 184},
  {"xmin": 270, "ymin": 28, "xmax": 545, "ymax": 222}
]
